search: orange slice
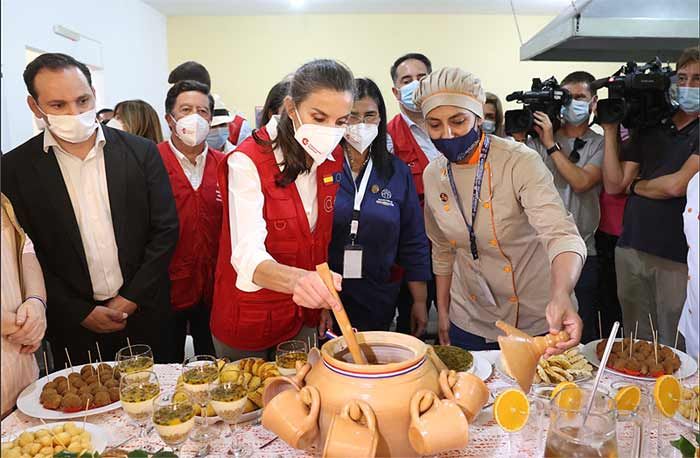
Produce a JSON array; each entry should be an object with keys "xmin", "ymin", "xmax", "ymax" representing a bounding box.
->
[
  {"xmin": 654, "ymin": 375, "xmax": 681, "ymax": 417},
  {"xmin": 494, "ymin": 388, "xmax": 530, "ymax": 432},
  {"xmin": 615, "ymin": 385, "xmax": 641, "ymax": 412},
  {"xmin": 550, "ymin": 381, "xmax": 577, "ymax": 400},
  {"xmin": 553, "ymin": 384, "xmax": 583, "ymax": 411}
]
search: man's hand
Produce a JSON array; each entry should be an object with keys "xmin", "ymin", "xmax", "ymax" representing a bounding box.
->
[
  {"xmin": 544, "ymin": 292, "xmax": 582, "ymax": 356},
  {"xmin": 600, "ymin": 121, "xmax": 620, "ymax": 135},
  {"xmin": 8, "ymin": 298, "xmax": 46, "ymax": 347},
  {"xmin": 437, "ymin": 308, "xmax": 451, "ymax": 345},
  {"xmin": 106, "ymin": 295, "xmax": 138, "ymax": 316},
  {"xmin": 533, "ymin": 111, "xmax": 556, "ymax": 149},
  {"xmin": 411, "ymin": 302, "xmax": 428, "ymax": 338},
  {"xmin": 318, "ymin": 309, "xmax": 334, "ymax": 338},
  {"xmin": 81, "ymin": 306, "xmax": 128, "ymax": 333}
]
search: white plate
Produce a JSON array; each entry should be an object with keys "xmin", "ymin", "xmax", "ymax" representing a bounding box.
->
[
  {"xmin": 17, "ymin": 363, "xmax": 121, "ymax": 420},
  {"xmin": 494, "ymin": 344, "xmax": 594, "ymax": 387},
  {"xmin": 580, "ymin": 339, "xmax": 698, "ymax": 381},
  {"xmin": 465, "ymin": 353, "xmax": 492, "ymax": 381},
  {"xmin": 4, "ymin": 421, "xmax": 110, "ymax": 452}
]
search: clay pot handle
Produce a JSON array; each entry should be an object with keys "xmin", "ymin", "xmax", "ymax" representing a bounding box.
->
[
  {"xmin": 426, "ymin": 345, "xmax": 448, "ymax": 373},
  {"xmin": 293, "ymin": 362, "xmax": 312, "ymax": 386},
  {"xmin": 410, "ymin": 389, "xmax": 436, "ymax": 425},
  {"xmin": 300, "ymin": 385, "xmax": 321, "ymax": 422},
  {"xmin": 439, "ymin": 370, "xmax": 457, "ymax": 401},
  {"xmin": 495, "ymin": 320, "xmax": 531, "ymax": 339},
  {"xmin": 341, "ymin": 400, "xmax": 378, "ymax": 433}
]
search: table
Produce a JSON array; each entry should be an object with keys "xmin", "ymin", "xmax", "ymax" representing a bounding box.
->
[{"xmin": 2, "ymin": 351, "xmax": 697, "ymax": 457}]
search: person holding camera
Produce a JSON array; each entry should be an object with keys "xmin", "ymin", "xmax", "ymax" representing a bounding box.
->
[
  {"xmin": 417, "ymin": 67, "xmax": 585, "ymax": 353},
  {"xmin": 527, "ymin": 71, "xmax": 604, "ymax": 344},
  {"xmin": 600, "ymin": 46, "xmax": 700, "ymax": 346}
]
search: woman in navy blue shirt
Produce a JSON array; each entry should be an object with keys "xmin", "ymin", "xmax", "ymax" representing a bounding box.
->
[{"xmin": 329, "ymin": 78, "xmax": 431, "ymax": 334}]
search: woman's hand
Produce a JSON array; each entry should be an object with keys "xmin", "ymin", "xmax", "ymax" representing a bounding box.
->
[
  {"xmin": 544, "ymin": 292, "xmax": 582, "ymax": 356},
  {"xmin": 317, "ymin": 309, "xmax": 334, "ymax": 338},
  {"xmin": 438, "ymin": 308, "xmax": 451, "ymax": 345},
  {"xmin": 291, "ymin": 270, "xmax": 342, "ymax": 311},
  {"xmin": 8, "ymin": 298, "xmax": 46, "ymax": 347}
]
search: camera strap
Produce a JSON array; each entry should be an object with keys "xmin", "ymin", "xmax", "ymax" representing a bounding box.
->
[{"xmin": 446, "ymin": 133, "xmax": 491, "ymax": 260}]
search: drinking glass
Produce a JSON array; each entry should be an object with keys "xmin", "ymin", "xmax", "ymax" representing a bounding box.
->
[
  {"xmin": 115, "ymin": 344, "xmax": 154, "ymax": 379},
  {"xmin": 210, "ymin": 379, "xmax": 253, "ymax": 458},
  {"xmin": 275, "ymin": 340, "xmax": 308, "ymax": 375},
  {"xmin": 182, "ymin": 355, "xmax": 220, "ymax": 444},
  {"xmin": 119, "ymin": 370, "xmax": 160, "ymax": 437},
  {"xmin": 152, "ymin": 389, "xmax": 196, "ymax": 455}
]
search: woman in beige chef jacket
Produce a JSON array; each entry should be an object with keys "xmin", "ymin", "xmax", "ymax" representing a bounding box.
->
[{"xmin": 416, "ymin": 68, "xmax": 586, "ymax": 352}]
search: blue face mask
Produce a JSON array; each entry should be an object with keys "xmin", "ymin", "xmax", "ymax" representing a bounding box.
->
[
  {"xmin": 561, "ymin": 99, "xmax": 591, "ymax": 126},
  {"xmin": 431, "ymin": 119, "xmax": 481, "ymax": 163},
  {"xmin": 399, "ymin": 80, "xmax": 420, "ymax": 112},
  {"xmin": 206, "ymin": 126, "xmax": 229, "ymax": 150},
  {"xmin": 677, "ymin": 86, "xmax": 700, "ymax": 114}
]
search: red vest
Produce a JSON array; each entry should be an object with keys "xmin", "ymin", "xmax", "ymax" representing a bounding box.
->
[
  {"xmin": 227, "ymin": 115, "xmax": 246, "ymax": 145},
  {"xmin": 157, "ymin": 142, "xmax": 224, "ymax": 311},
  {"xmin": 387, "ymin": 114, "xmax": 430, "ymax": 206},
  {"xmin": 211, "ymin": 128, "xmax": 343, "ymax": 350}
]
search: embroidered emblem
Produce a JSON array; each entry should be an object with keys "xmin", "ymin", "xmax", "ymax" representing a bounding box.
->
[
  {"xmin": 440, "ymin": 192, "xmax": 449, "ymax": 203},
  {"xmin": 380, "ymin": 189, "xmax": 392, "ymax": 199},
  {"xmin": 324, "ymin": 195, "xmax": 334, "ymax": 213}
]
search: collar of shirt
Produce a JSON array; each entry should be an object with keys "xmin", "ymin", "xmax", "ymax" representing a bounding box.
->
[
  {"xmin": 168, "ymin": 138, "xmax": 208, "ymax": 168},
  {"xmin": 265, "ymin": 115, "xmax": 335, "ymax": 167},
  {"xmin": 43, "ymin": 124, "xmax": 106, "ymax": 159},
  {"xmin": 400, "ymin": 112, "xmax": 441, "ymax": 161}
]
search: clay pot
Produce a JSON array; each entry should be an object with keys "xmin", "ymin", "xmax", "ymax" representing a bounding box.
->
[
  {"xmin": 439, "ymin": 369, "xmax": 490, "ymax": 422},
  {"xmin": 322, "ymin": 400, "xmax": 379, "ymax": 458},
  {"xmin": 407, "ymin": 389, "xmax": 469, "ymax": 455},
  {"xmin": 261, "ymin": 384, "xmax": 320, "ymax": 450}
]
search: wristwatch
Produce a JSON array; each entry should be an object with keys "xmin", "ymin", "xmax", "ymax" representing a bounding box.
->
[{"xmin": 546, "ymin": 143, "xmax": 561, "ymax": 156}]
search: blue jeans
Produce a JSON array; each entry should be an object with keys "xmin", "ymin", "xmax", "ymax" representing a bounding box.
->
[{"xmin": 448, "ymin": 323, "xmax": 500, "ymax": 351}]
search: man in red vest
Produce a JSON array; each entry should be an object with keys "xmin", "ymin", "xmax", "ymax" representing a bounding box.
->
[
  {"xmin": 158, "ymin": 80, "xmax": 224, "ymax": 361},
  {"xmin": 387, "ymin": 53, "xmax": 438, "ymax": 336}
]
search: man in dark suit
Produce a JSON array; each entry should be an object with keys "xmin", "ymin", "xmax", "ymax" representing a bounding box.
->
[{"xmin": 2, "ymin": 53, "xmax": 179, "ymax": 367}]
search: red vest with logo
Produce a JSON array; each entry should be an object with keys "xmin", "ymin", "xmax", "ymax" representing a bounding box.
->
[
  {"xmin": 227, "ymin": 115, "xmax": 246, "ymax": 145},
  {"xmin": 387, "ymin": 114, "xmax": 430, "ymax": 206},
  {"xmin": 211, "ymin": 128, "xmax": 342, "ymax": 350},
  {"xmin": 157, "ymin": 142, "xmax": 224, "ymax": 311}
]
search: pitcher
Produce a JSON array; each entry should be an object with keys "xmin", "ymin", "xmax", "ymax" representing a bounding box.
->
[{"xmin": 545, "ymin": 386, "xmax": 645, "ymax": 458}]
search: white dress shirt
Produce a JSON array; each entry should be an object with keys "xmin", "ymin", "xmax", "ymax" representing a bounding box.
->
[
  {"xmin": 400, "ymin": 112, "xmax": 441, "ymax": 161},
  {"xmin": 680, "ymin": 172, "xmax": 699, "ymax": 358},
  {"xmin": 44, "ymin": 126, "xmax": 124, "ymax": 300},
  {"xmin": 168, "ymin": 139, "xmax": 208, "ymax": 190},
  {"xmin": 227, "ymin": 116, "xmax": 334, "ymax": 292}
]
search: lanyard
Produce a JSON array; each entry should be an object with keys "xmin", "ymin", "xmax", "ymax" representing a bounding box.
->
[
  {"xmin": 344, "ymin": 155, "xmax": 373, "ymax": 244},
  {"xmin": 446, "ymin": 134, "xmax": 491, "ymax": 260}
]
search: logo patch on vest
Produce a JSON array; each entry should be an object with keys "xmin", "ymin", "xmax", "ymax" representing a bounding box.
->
[
  {"xmin": 324, "ymin": 195, "xmax": 335, "ymax": 213},
  {"xmin": 380, "ymin": 189, "xmax": 392, "ymax": 200},
  {"xmin": 323, "ymin": 174, "xmax": 336, "ymax": 185}
]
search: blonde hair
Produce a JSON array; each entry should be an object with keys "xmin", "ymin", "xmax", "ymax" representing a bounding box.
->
[
  {"xmin": 114, "ymin": 99, "xmax": 163, "ymax": 144},
  {"xmin": 484, "ymin": 92, "xmax": 505, "ymax": 137}
]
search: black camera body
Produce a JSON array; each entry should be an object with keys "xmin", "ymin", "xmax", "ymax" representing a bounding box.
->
[
  {"xmin": 504, "ymin": 77, "xmax": 572, "ymax": 136},
  {"xmin": 592, "ymin": 58, "xmax": 674, "ymax": 129}
]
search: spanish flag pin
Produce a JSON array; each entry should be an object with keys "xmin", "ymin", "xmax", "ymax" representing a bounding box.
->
[{"xmin": 322, "ymin": 175, "xmax": 335, "ymax": 185}]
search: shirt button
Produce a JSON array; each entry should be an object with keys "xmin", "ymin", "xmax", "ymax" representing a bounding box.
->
[
  {"xmin": 470, "ymin": 294, "xmax": 477, "ymax": 301},
  {"xmin": 688, "ymin": 208, "xmax": 693, "ymax": 213},
  {"xmin": 483, "ymin": 202, "xmax": 491, "ymax": 209},
  {"xmin": 509, "ymin": 296, "xmax": 518, "ymax": 303},
  {"xmin": 504, "ymin": 265, "xmax": 512, "ymax": 273},
  {"xmin": 489, "ymin": 239, "xmax": 498, "ymax": 247}
]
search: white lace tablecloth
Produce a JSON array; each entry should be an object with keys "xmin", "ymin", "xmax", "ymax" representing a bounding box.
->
[{"xmin": 2, "ymin": 351, "xmax": 697, "ymax": 457}]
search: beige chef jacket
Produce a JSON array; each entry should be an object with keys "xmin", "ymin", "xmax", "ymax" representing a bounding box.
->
[{"xmin": 424, "ymin": 135, "xmax": 586, "ymax": 341}]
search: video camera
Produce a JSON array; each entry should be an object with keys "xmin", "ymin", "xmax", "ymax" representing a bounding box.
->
[
  {"xmin": 591, "ymin": 57, "xmax": 675, "ymax": 129},
  {"xmin": 504, "ymin": 76, "xmax": 571, "ymax": 137}
]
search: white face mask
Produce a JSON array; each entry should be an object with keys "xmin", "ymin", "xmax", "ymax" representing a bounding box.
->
[
  {"xmin": 293, "ymin": 108, "xmax": 345, "ymax": 165},
  {"xmin": 172, "ymin": 113, "xmax": 210, "ymax": 147},
  {"xmin": 344, "ymin": 123, "xmax": 378, "ymax": 153},
  {"xmin": 37, "ymin": 106, "xmax": 98, "ymax": 143},
  {"xmin": 106, "ymin": 118, "xmax": 124, "ymax": 131}
]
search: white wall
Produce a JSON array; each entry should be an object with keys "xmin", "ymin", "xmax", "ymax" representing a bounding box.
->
[{"xmin": 1, "ymin": 0, "xmax": 169, "ymax": 152}]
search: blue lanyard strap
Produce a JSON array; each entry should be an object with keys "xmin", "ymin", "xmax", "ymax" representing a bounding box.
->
[{"xmin": 446, "ymin": 134, "xmax": 491, "ymax": 260}]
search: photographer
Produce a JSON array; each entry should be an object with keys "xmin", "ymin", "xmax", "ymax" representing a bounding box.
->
[
  {"xmin": 528, "ymin": 71, "xmax": 603, "ymax": 344},
  {"xmin": 601, "ymin": 46, "xmax": 700, "ymax": 346}
]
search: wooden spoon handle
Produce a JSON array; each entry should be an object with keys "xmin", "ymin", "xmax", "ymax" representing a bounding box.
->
[{"xmin": 315, "ymin": 263, "xmax": 367, "ymax": 364}]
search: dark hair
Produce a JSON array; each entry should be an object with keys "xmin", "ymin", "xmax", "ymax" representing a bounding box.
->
[
  {"xmin": 261, "ymin": 80, "xmax": 291, "ymax": 127},
  {"xmin": 562, "ymin": 71, "xmax": 597, "ymax": 96},
  {"xmin": 484, "ymin": 92, "xmax": 505, "ymax": 137},
  {"xmin": 97, "ymin": 108, "xmax": 114, "ymax": 116},
  {"xmin": 390, "ymin": 53, "xmax": 432, "ymax": 84},
  {"xmin": 23, "ymin": 53, "xmax": 92, "ymax": 99},
  {"xmin": 165, "ymin": 80, "xmax": 214, "ymax": 114},
  {"xmin": 254, "ymin": 59, "xmax": 355, "ymax": 187},
  {"xmin": 168, "ymin": 61, "xmax": 211, "ymax": 89},
  {"xmin": 678, "ymin": 46, "xmax": 700, "ymax": 70},
  {"xmin": 349, "ymin": 78, "xmax": 394, "ymax": 180}
]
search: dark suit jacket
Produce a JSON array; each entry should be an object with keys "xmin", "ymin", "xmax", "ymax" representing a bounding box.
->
[{"xmin": 1, "ymin": 126, "xmax": 180, "ymax": 364}]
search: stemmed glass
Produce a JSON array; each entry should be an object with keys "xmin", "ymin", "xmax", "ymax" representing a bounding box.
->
[
  {"xmin": 210, "ymin": 376, "xmax": 253, "ymax": 458},
  {"xmin": 275, "ymin": 340, "xmax": 308, "ymax": 375},
  {"xmin": 115, "ymin": 344, "xmax": 154, "ymax": 379},
  {"xmin": 182, "ymin": 355, "xmax": 220, "ymax": 444},
  {"xmin": 152, "ymin": 389, "xmax": 196, "ymax": 456},
  {"xmin": 119, "ymin": 370, "xmax": 160, "ymax": 438}
]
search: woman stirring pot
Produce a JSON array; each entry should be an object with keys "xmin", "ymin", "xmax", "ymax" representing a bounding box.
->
[{"xmin": 415, "ymin": 68, "xmax": 585, "ymax": 352}]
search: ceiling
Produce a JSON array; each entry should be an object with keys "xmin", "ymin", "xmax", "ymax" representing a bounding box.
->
[{"xmin": 142, "ymin": 0, "xmax": 573, "ymax": 16}]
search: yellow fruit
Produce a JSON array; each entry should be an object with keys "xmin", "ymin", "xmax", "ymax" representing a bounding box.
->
[
  {"xmin": 550, "ymin": 381, "xmax": 577, "ymax": 400},
  {"xmin": 654, "ymin": 375, "xmax": 681, "ymax": 418},
  {"xmin": 615, "ymin": 385, "xmax": 641, "ymax": 412},
  {"xmin": 494, "ymin": 388, "xmax": 530, "ymax": 432},
  {"xmin": 552, "ymin": 384, "xmax": 583, "ymax": 411}
]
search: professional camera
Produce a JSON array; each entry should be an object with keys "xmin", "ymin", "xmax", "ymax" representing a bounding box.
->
[
  {"xmin": 504, "ymin": 76, "xmax": 571, "ymax": 136},
  {"xmin": 591, "ymin": 57, "xmax": 674, "ymax": 129}
]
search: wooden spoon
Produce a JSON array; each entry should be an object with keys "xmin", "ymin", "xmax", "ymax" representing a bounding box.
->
[{"xmin": 315, "ymin": 263, "xmax": 368, "ymax": 364}]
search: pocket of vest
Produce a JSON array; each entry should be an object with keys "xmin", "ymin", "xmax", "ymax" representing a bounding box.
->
[{"xmin": 266, "ymin": 239, "xmax": 298, "ymax": 266}]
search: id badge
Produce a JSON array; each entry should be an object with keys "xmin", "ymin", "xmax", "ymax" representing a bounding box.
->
[{"xmin": 343, "ymin": 244, "xmax": 363, "ymax": 279}]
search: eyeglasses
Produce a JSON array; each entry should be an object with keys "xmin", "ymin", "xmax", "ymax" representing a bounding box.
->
[
  {"xmin": 347, "ymin": 113, "xmax": 380, "ymax": 125},
  {"xmin": 569, "ymin": 138, "xmax": 587, "ymax": 163}
]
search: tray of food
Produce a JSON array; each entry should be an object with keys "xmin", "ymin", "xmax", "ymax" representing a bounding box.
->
[
  {"xmin": 1, "ymin": 421, "xmax": 108, "ymax": 457},
  {"xmin": 581, "ymin": 338, "xmax": 698, "ymax": 381},
  {"xmin": 675, "ymin": 384, "xmax": 700, "ymax": 432},
  {"xmin": 431, "ymin": 345, "xmax": 492, "ymax": 381},
  {"xmin": 496, "ymin": 346, "xmax": 594, "ymax": 386},
  {"xmin": 17, "ymin": 363, "xmax": 122, "ymax": 420}
]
